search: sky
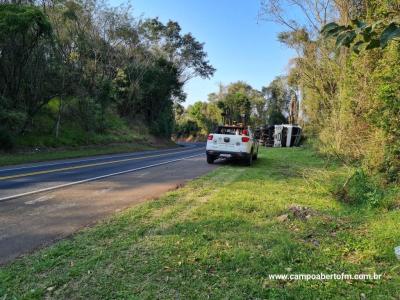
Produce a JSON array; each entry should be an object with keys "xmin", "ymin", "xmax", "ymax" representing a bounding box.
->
[{"xmin": 109, "ymin": 0, "xmax": 296, "ymax": 106}]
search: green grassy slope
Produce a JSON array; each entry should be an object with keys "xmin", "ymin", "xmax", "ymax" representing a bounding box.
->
[
  {"xmin": 0, "ymin": 115, "xmax": 178, "ymax": 166},
  {"xmin": 0, "ymin": 147, "xmax": 399, "ymax": 299}
]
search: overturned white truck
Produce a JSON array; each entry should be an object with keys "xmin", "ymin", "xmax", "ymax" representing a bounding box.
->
[
  {"xmin": 273, "ymin": 125, "xmax": 302, "ymax": 147},
  {"xmin": 257, "ymin": 124, "xmax": 302, "ymax": 147}
]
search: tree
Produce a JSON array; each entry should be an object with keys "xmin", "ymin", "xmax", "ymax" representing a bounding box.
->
[
  {"xmin": 139, "ymin": 18, "xmax": 216, "ymax": 85},
  {"xmin": 262, "ymin": 76, "xmax": 291, "ymax": 124},
  {"xmin": 213, "ymin": 81, "xmax": 265, "ymax": 126},
  {"xmin": 259, "ymin": 0, "xmax": 336, "ymax": 36},
  {"xmin": 0, "ymin": 4, "xmax": 60, "ymax": 135},
  {"xmin": 187, "ymin": 101, "xmax": 221, "ymax": 134},
  {"xmin": 0, "ymin": 0, "xmax": 215, "ymax": 150}
]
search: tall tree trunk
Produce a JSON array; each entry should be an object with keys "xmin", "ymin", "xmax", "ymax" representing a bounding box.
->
[{"xmin": 55, "ymin": 97, "xmax": 63, "ymax": 139}]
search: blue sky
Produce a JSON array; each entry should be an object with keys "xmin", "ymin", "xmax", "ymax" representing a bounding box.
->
[{"xmin": 110, "ymin": 0, "xmax": 295, "ymax": 106}]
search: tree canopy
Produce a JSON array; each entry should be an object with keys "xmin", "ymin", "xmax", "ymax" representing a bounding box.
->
[{"xmin": 0, "ymin": 1, "xmax": 215, "ymax": 149}]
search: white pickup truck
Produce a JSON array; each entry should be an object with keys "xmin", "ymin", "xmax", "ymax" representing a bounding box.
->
[{"xmin": 206, "ymin": 125, "xmax": 259, "ymax": 166}]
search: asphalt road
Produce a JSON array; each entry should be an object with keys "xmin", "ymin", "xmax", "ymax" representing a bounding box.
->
[{"xmin": 0, "ymin": 143, "xmax": 216, "ymax": 264}]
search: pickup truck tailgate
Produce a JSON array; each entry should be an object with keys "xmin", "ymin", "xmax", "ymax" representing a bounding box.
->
[{"xmin": 207, "ymin": 134, "xmax": 244, "ymax": 151}]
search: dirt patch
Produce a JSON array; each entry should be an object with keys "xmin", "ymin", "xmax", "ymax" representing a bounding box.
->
[
  {"xmin": 288, "ymin": 205, "xmax": 315, "ymax": 220},
  {"xmin": 276, "ymin": 205, "xmax": 316, "ymax": 222}
]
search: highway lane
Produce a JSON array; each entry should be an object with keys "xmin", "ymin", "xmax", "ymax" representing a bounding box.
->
[
  {"xmin": 0, "ymin": 143, "xmax": 200, "ymax": 175},
  {"xmin": 0, "ymin": 143, "xmax": 204, "ymax": 201},
  {"xmin": 0, "ymin": 143, "xmax": 216, "ymax": 264}
]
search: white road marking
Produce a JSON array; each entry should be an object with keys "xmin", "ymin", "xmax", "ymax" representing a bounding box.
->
[
  {"xmin": 25, "ymin": 195, "xmax": 55, "ymax": 205},
  {"xmin": 0, "ymin": 148, "xmax": 202, "ymax": 181},
  {"xmin": 0, "ymin": 145, "xmax": 199, "ymax": 173},
  {"xmin": 0, "ymin": 153, "xmax": 204, "ymax": 202}
]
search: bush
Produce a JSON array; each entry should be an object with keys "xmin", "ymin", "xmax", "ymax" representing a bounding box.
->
[
  {"xmin": 0, "ymin": 128, "xmax": 15, "ymax": 151},
  {"xmin": 337, "ymin": 168, "xmax": 385, "ymax": 207},
  {"xmin": 174, "ymin": 118, "xmax": 200, "ymax": 138}
]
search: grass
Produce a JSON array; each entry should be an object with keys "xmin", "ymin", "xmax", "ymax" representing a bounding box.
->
[
  {"xmin": 0, "ymin": 147, "xmax": 399, "ymax": 299},
  {"xmin": 0, "ymin": 141, "xmax": 178, "ymax": 167}
]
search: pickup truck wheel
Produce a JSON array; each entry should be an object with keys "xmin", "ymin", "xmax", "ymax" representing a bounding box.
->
[
  {"xmin": 207, "ymin": 154, "xmax": 215, "ymax": 164},
  {"xmin": 245, "ymin": 152, "xmax": 253, "ymax": 166}
]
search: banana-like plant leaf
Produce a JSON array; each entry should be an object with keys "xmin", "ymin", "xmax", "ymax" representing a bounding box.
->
[
  {"xmin": 360, "ymin": 25, "xmax": 373, "ymax": 42},
  {"xmin": 321, "ymin": 22, "xmax": 339, "ymax": 35},
  {"xmin": 380, "ymin": 22, "xmax": 400, "ymax": 47},
  {"xmin": 365, "ymin": 39, "xmax": 380, "ymax": 50},
  {"xmin": 321, "ymin": 22, "xmax": 349, "ymax": 37},
  {"xmin": 321, "ymin": 19, "xmax": 400, "ymax": 53},
  {"xmin": 335, "ymin": 30, "xmax": 357, "ymax": 48},
  {"xmin": 351, "ymin": 19, "xmax": 366, "ymax": 29},
  {"xmin": 352, "ymin": 41, "xmax": 365, "ymax": 54},
  {"xmin": 326, "ymin": 26, "xmax": 348, "ymax": 37}
]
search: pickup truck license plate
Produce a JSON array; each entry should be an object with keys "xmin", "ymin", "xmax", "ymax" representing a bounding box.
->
[{"xmin": 220, "ymin": 154, "xmax": 231, "ymax": 158}]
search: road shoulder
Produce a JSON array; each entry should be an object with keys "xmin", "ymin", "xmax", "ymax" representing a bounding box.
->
[{"xmin": 0, "ymin": 155, "xmax": 215, "ymax": 264}]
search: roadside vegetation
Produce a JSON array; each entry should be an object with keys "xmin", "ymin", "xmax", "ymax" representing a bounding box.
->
[
  {"xmin": 0, "ymin": 1, "xmax": 214, "ymax": 152},
  {"xmin": 1, "ymin": 147, "xmax": 399, "ymax": 299},
  {"xmin": 258, "ymin": 0, "xmax": 399, "ymax": 185},
  {"xmin": 177, "ymin": 0, "xmax": 400, "ymax": 201},
  {"xmin": 175, "ymin": 79, "xmax": 291, "ymax": 140},
  {"xmin": 0, "ymin": 116, "xmax": 176, "ymax": 166}
]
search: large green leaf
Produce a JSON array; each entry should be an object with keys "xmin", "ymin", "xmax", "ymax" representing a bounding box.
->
[
  {"xmin": 321, "ymin": 22, "xmax": 351, "ymax": 38},
  {"xmin": 360, "ymin": 25, "xmax": 373, "ymax": 42},
  {"xmin": 330, "ymin": 25, "xmax": 350, "ymax": 37},
  {"xmin": 335, "ymin": 30, "xmax": 357, "ymax": 48},
  {"xmin": 380, "ymin": 22, "xmax": 400, "ymax": 48},
  {"xmin": 365, "ymin": 39, "xmax": 380, "ymax": 50},
  {"xmin": 321, "ymin": 22, "xmax": 339, "ymax": 35},
  {"xmin": 351, "ymin": 19, "xmax": 366, "ymax": 30},
  {"xmin": 352, "ymin": 40, "xmax": 365, "ymax": 54}
]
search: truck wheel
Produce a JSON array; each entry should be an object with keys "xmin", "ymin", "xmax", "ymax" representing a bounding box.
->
[
  {"xmin": 245, "ymin": 152, "xmax": 253, "ymax": 166},
  {"xmin": 207, "ymin": 154, "xmax": 215, "ymax": 164}
]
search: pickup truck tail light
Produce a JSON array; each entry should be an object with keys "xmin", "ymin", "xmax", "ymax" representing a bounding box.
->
[
  {"xmin": 242, "ymin": 136, "xmax": 250, "ymax": 143},
  {"xmin": 208, "ymin": 134, "xmax": 214, "ymax": 141}
]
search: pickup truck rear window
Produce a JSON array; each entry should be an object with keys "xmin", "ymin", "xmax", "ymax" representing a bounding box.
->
[{"xmin": 217, "ymin": 127, "xmax": 245, "ymax": 135}]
